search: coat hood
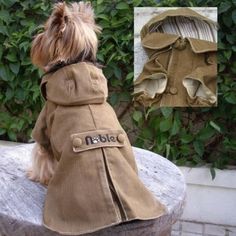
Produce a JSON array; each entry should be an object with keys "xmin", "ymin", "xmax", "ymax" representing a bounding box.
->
[
  {"xmin": 40, "ymin": 62, "xmax": 108, "ymax": 106},
  {"xmin": 140, "ymin": 8, "xmax": 218, "ymax": 41}
]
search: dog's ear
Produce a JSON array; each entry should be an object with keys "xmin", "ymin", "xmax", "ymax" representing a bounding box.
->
[
  {"xmin": 70, "ymin": 2, "xmax": 101, "ymax": 33},
  {"xmin": 78, "ymin": 2, "xmax": 94, "ymax": 23},
  {"xmin": 48, "ymin": 2, "xmax": 69, "ymax": 35}
]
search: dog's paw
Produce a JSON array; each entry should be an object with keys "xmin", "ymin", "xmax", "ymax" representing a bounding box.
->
[{"xmin": 26, "ymin": 168, "xmax": 50, "ymax": 186}]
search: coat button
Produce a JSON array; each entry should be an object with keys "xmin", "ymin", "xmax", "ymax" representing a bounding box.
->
[
  {"xmin": 117, "ymin": 134, "xmax": 125, "ymax": 143},
  {"xmin": 73, "ymin": 138, "xmax": 82, "ymax": 147},
  {"xmin": 169, "ymin": 87, "xmax": 178, "ymax": 95},
  {"xmin": 174, "ymin": 38, "xmax": 186, "ymax": 50}
]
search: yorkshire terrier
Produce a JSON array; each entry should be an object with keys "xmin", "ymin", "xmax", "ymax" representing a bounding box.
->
[{"xmin": 27, "ymin": 1, "xmax": 101, "ymax": 185}]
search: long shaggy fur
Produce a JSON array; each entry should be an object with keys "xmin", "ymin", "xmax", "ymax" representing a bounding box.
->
[
  {"xmin": 28, "ymin": 1, "xmax": 100, "ymax": 185},
  {"xmin": 27, "ymin": 144, "xmax": 58, "ymax": 185}
]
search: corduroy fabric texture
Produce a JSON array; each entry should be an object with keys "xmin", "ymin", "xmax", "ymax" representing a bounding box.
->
[
  {"xmin": 134, "ymin": 8, "xmax": 217, "ymax": 107},
  {"xmin": 32, "ymin": 62, "xmax": 166, "ymax": 235}
]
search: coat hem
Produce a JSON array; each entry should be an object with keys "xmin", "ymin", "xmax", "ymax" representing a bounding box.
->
[{"xmin": 42, "ymin": 213, "xmax": 166, "ymax": 235}]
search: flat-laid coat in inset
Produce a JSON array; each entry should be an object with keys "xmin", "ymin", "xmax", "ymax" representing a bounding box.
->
[
  {"xmin": 32, "ymin": 62, "xmax": 166, "ymax": 235},
  {"xmin": 134, "ymin": 8, "xmax": 217, "ymax": 107}
]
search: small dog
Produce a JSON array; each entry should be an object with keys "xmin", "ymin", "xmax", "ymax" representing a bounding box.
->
[
  {"xmin": 27, "ymin": 2, "xmax": 165, "ymax": 235},
  {"xmin": 27, "ymin": 1, "xmax": 101, "ymax": 185}
]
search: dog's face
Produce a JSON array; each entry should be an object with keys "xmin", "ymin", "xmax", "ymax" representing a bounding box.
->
[{"xmin": 31, "ymin": 2, "xmax": 101, "ymax": 71}]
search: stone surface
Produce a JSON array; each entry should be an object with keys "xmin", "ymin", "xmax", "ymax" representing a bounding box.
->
[
  {"xmin": 172, "ymin": 220, "xmax": 236, "ymax": 236},
  {"xmin": 182, "ymin": 222, "xmax": 203, "ymax": 234},
  {"xmin": 204, "ymin": 224, "xmax": 227, "ymax": 236},
  {"xmin": 181, "ymin": 233, "xmax": 202, "ymax": 236},
  {"xmin": 0, "ymin": 144, "xmax": 186, "ymax": 236}
]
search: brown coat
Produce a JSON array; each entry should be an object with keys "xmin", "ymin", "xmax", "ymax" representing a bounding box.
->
[
  {"xmin": 133, "ymin": 8, "xmax": 217, "ymax": 107},
  {"xmin": 32, "ymin": 62, "xmax": 166, "ymax": 235}
]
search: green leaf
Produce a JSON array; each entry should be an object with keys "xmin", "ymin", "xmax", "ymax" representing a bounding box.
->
[
  {"xmin": 0, "ymin": 46, "xmax": 3, "ymax": 60},
  {"xmin": 165, "ymin": 143, "xmax": 170, "ymax": 158},
  {"xmin": 109, "ymin": 93, "xmax": 118, "ymax": 106},
  {"xmin": 209, "ymin": 121, "xmax": 221, "ymax": 133},
  {"xmin": 5, "ymin": 53, "xmax": 17, "ymax": 62},
  {"xmin": 219, "ymin": 2, "xmax": 231, "ymax": 14},
  {"xmin": 141, "ymin": 129, "xmax": 153, "ymax": 140},
  {"xmin": 193, "ymin": 140, "xmax": 204, "ymax": 157},
  {"xmin": 7, "ymin": 130, "xmax": 17, "ymax": 141},
  {"xmin": 225, "ymin": 93, "xmax": 236, "ymax": 104},
  {"xmin": 176, "ymin": 157, "xmax": 187, "ymax": 166},
  {"xmin": 171, "ymin": 116, "xmax": 180, "ymax": 136},
  {"xmin": 222, "ymin": 14, "xmax": 232, "ymax": 27},
  {"xmin": 197, "ymin": 127, "xmax": 215, "ymax": 141},
  {"xmin": 0, "ymin": 9, "xmax": 10, "ymax": 23},
  {"xmin": 160, "ymin": 117, "xmax": 172, "ymax": 132},
  {"xmin": 9, "ymin": 63, "xmax": 20, "ymax": 75},
  {"xmin": 232, "ymin": 46, "xmax": 236, "ymax": 52},
  {"xmin": 133, "ymin": 0, "xmax": 142, "ymax": 6},
  {"xmin": 125, "ymin": 72, "xmax": 133, "ymax": 81},
  {"xmin": 0, "ymin": 128, "xmax": 6, "ymax": 135},
  {"xmin": 145, "ymin": 106, "xmax": 157, "ymax": 120},
  {"xmin": 114, "ymin": 67, "xmax": 122, "ymax": 79},
  {"xmin": 97, "ymin": 14, "xmax": 109, "ymax": 21},
  {"xmin": 116, "ymin": 2, "xmax": 129, "ymax": 10},
  {"xmin": 119, "ymin": 92, "xmax": 130, "ymax": 102},
  {"xmin": 226, "ymin": 34, "xmax": 235, "ymax": 44},
  {"xmin": 210, "ymin": 167, "xmax": 216, "ymax": 180},
  {"xmin": 0, "ymin": 64, "xmax": 10, "ymax": 81},
  {"xmin": 5, "ymin": 88, "xmax": 14, "ymax": 100},
  {"xmin": 181, "ymin": 133, "xmax": 193, "ymax": 144},
  {"xmin": 219, "ymin": 64, "xmax": 225, "ymax": 72},
  {"xmin": 133, "ymin": 110, "xmax": 142, "ymax": 123},
  {"xmin": 232, "ymin": 9, "xmax": 236, "ymax": 24},
  {"xmin": 0, "ymin": 25, "xmax": 8, "ymax": 35},
  {"xmin": 224, "ymin": 51, "xmax": 232, "ymax": 60},
  {"xmin": 15, "ymin": 88, "xmax": 25, "ymax": 100},
  {"xmin": 160, "ymin": 107, "xmax": 173, "ymax": 118},
  {"xmin": 180, "ymin": 144, "xmax": 191, "ymax": 155}
]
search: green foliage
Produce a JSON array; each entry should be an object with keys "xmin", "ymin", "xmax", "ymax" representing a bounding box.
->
[
  {"xmin": 0, "ymin": 0, "xmax": 235, "ymax": 173},
  {"xmin": 0, "ymin": 0, "xmax": 52, "ymax": 141}
]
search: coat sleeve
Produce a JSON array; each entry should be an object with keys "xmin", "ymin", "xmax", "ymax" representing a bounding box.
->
[
  {"xmin": 32, "ymin": 103, "xmax": 50, "ymax": 148},
  {"xmin": 133, "ymin": 56, "xmax": 168, "ymax": 107},
  {"xmin": 183, "ymin": 53, "xmax": 217, "ymax": 106}
]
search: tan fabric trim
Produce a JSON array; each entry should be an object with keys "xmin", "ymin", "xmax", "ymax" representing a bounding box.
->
[
  {"xmin": 133, "ymin": 73, "xmax": 167, "ymax": 99},
  {"xmin": 183, "ymin": 77, "xmax": 216, "ymax": 104},
  {"xmin": 187, "ymin": 37, "xmax": 217, "ymax": 53},
  {"xmin": 142, "ymin": 32, "xmax": 179, "ymax": 49},
  {"xmin": 141, "ymin": 32, "xmax": 216, "ymax": 53}
]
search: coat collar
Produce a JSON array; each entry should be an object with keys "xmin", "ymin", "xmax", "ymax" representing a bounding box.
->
[
  {"xmin": 140, "ymin": 8, "xmax": 217, "ymax": 40},
  {"xmin": 40, "ymin": 62, "xmax": 108, "ymax": 106},
  {"xmin": 142, "ymin": 32, "xmax": 217, "ymax": 53}
]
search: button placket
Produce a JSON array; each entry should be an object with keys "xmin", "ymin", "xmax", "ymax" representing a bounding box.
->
[{"xmin": 169, "ymin": 87, "xmax": 178, "ymax": 95}]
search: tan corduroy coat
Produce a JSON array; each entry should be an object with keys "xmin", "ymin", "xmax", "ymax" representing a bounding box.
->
[
  {"xmin": 133, "ymin": 8, "xmax": 217, "ymax": 107},
  {"xmin": 32, "ymin": 62, "xmax": 166, "ymax": 235}
]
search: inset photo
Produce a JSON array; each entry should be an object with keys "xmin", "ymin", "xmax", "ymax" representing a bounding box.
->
[{"xmin": 133, "ymin": 7, "xmax": 218, "ymax": 108}]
